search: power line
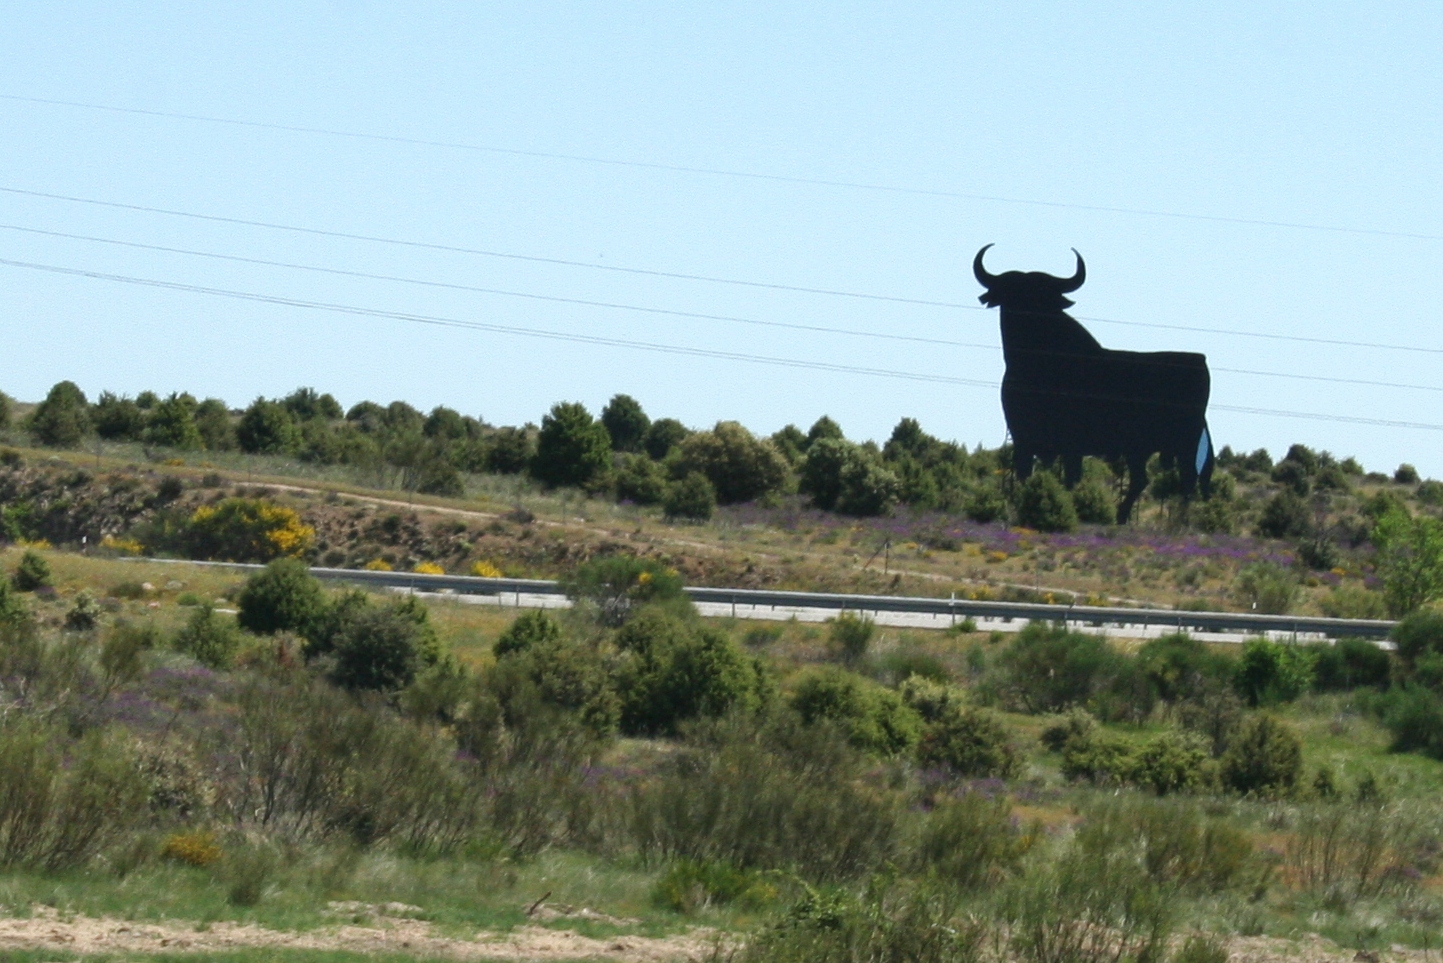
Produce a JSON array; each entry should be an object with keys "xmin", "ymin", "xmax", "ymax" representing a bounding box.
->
[
  {"xmin": 0, "ymin": 223, "xmax": 978, "ymax": 351},
  {"xmin": 0, "ymin": 255, "xmax": 987, "ymax": 388},
  {"xmin": 5, "ymin": 91, "xmax": 1442, "ymax": 243},
  {"xmin": 4, "ymin": 253, "xmax": 1442, "ymax": 432},
  {"xmin": 6, "ymin": 184, "xmax": 1443, "ymax": 359},
  {"xmin": 0, "ymin": 185, "xmax": 964, "ymax": 308},
  {"xmin": 5, "ymin": 220, "xmax": 1443, "ymax": 395}
]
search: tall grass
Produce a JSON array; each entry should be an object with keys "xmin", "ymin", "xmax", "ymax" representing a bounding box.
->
[
  {"xmin": 0, "ymin": 720, "xmax": 147, "ymax": 869},
  {"xmin": 630, "ymin": 714, "xmax": 899, "ymax": 881},
  {"xmin": 217, "ymin": 675, "xmax": 478, "ymax": 851}
]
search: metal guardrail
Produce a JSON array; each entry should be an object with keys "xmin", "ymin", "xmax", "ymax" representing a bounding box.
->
[{"xmin": 158, "ymin": 559, "xmax": 1397, "ymax": 641}]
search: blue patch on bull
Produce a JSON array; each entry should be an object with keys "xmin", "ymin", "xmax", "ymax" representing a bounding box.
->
[{"xmin": 1195, "ymin": 427, "xmax": 1210, "ymax": 476}]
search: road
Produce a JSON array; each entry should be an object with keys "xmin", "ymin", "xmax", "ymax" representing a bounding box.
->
[{"xmin": 150, "ymin": 559, "xmax": 1395, "ymax": 643}]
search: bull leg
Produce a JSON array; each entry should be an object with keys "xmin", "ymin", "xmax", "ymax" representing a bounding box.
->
[
  {"xmin": 1178, "ymin": 423, "xmax": 1215, "ymax": 500},
  {"xmin": 1117, "ymin": 453, "xmax": 1149, "ymax": 523},
  {"xmin": 1062, "ymin": 454, "xmax": 1084, "ymax": 488},
  {"xmin": 1013, "ymin": 446, "xmax": 1036, "ymax": 480}
]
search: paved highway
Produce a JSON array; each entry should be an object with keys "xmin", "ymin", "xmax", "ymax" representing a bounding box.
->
[{"xmin": 156, "ymin": 560, "xmax": 1396, "ymax": 643}]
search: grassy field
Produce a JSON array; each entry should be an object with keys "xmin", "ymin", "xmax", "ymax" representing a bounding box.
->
[{"xmin": 4, "ymin": 443, "xmax": 1443, "ymax": 961}]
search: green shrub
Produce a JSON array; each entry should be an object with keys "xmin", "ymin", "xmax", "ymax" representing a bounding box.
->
[
  {"xmin": 144, "ymin": 392, "xmax": 202, "ymax": 450},
  {"xmin": 614, "ymin": 608, "xmax": 765, "ymax": 735},
  {"xmin": 1128, "ymin": 731, "xmax": 1214, "ymax": 795},
  {"xmin": 875, "ymin": 646, "xmax": 950, "ymax": 685},
  {"xmin": 643, "ymin": 418, "xmax": 690, "ymax": 460},
  {"xmin": 530, "ymin": 401, "xmax": 611, "ymax": 488},
  {"xmin": 1310, "ymin": 638, "xmax": 1391, "ymax": 691},
  {"xmin": 183, "ymin": 497, "xmax": 314, "ymax": 562},
  {"xmin": 223, "ymin": 675, "xmax": 479, "ymax": 850},
  {"xmin": 172, "ymin": 605, "xmax": 243, "ymax": 669},
  {"xmin": 1256, "ymin": 490, "xmax": 1311, "ymax": 538},
  {"xmin": 631, "ymin": 713, "xmax": 899, "ymax": 881},
  {"xmin": 994, "ymin": 622, "xmax": 1124, "ymax": 714},
  {"xmin": 1001, "ymin": 815, "xmax": 1174, "ymax": 963},
  {"xmin": 330, "ymin": 598, "xmax": 443, "ymax": 693},
  {"xmin": 0, "ymin": 579, "xmax": 31, "ymax": 629},
  {"xmin": 561, "ymin": 555, "xmax": 687, "ymax": 626},
  {"xmin": 828, "ymin": 611, "xmax": 875, "ymax": 662},
  {"xmin": 1390, "ymin": 607, "xmax": 1443, "ymax": 669},
  {"xmin": 1071, "ymin": 479, "xmax": 1116, "ymax": 525},
  {"xmin": 99, "ymin": 620, "xmax": 158, "ymax": 687},
  {"xmin": 801, "ymin": 439, "xmax": 900, "ymax": 517},
  {"xmin": 236, "ymin": 397, "xmax": 300, "ymax": 454},
  {"xmin": 1040, "ymin": 709, "xmax": 1096, "ymax": 752},
  {"xmin": 64, "ymin": 590, "xmax": 101, "ymax": 631},
  {"xmin": 601, "ymin": 393, "xmax": 650, "ymax": 453},
  {"xmin": 11, "ymin": 549, "xmax": 52, "ymax": 591},
  {"xmin": 963, "ymin": 481, "xmax": 1007, "ymax": 523},
  {"xmin": 1219, "ymin": 713, "xmax": 1302, "ymax": 797},
  {"xmin": 1372, "ymin": 509, "xmax": 1443, "ymax": 616},
  {"xmin": 494, "ymin": 609, "xmax": 563, "ymax": 657},
  {"xmin": 789, "ymin": 667, "xmax": 922, "ymax": 756},
  {"xmin": 915, "ymin": 792, "xmax": 1033, "ymax": 890},
  {"xmin": 0, "ymin": 721, "xmax": 148, "ymax": 869},
  {"xmin": 237, "ymin": 558, "xmax": 326, "ymax": 635},
  {"xmin": 1417, "ymin": 479, "xmax": 1443, "ymax": 506},
  {"xmin": 651, "ymin": 859, "xmax": 776, "ymax": 914},
  {"xmin": 916, "ymin": 705, "xmax": 1020, "ymax": 778},
  {"xmin": 223, "ymin": 838, "xmax": 279, "ymax": 906},
  {"xmin": 1059, "ymin": 726, "xmax": 1212, "ymax": 795},
  {"xmin": 1233, "ymin": 562, "xmax": 1299, "ymax": 614},
  {"xmin": 674, "ymin": 421, "xmax": 790, "ymax": 505},
  {"xmin": 1136, "ymin": 634, "xmax": 1235, "ymax": 704},
  {"xmin": 1060, "ymin": 728, "xmax": 1136, "ymax": 785},
  {"xmin": 899, "ymin": 676, "xmax": 970, "ymax": 723},
  {"xmin": 1234, "ymin": 638, "xmax": 1316, "ymax": 705},
  {"xmin": 1078, "ymin": 796, "xmax": 1251, "ymax": 893},
  {"xmin": 485, "ymin": 631, "xmax": 621, "ymax": 738},
  {"xmin": 1319, "ymin": 584, "xmax": 1388, "ymax": 620},
  {"xmin": 26, "ymin": 380, "xmax": 90, "ymax": 447},
  {"xmin": 1016, "ymin": 472, "xmax": 1078, "ymax": 533},
  {"xmin": 615, "ymin": 452, "xmax": 668, "ymax": 505},
  {"xmin": 1286, "ymin": 801, "xmax": 1398, "ymax": 898},
  {"xmin": 662, "ymin": 471, "xmax": 716, "ymax": 522},
  {"xmin": 738, "ymin": 881, "xmax": 984, "ymax": 963},
  {"xmin": 1376, "ymin": 685, "xmax": 1443, "ymax": 759}
]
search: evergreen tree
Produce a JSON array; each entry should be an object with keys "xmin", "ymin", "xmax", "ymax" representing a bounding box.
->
[
  {"xmin": 237, "ymin": 398, "xmax": 301, "ymax": 454},
  {"xmin": 27, "ymin": 381, "xmax": 90, "ymax": 447},
  {"xmin": 530, "ymin": 402, "xmax": 611, "ymax": 488},
  {"xmin": 601, "ymin": 394, "xmax": 650, "ymax": 452}
]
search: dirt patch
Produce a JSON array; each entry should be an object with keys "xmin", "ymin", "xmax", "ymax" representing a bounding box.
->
[{"xmin": 0, "ymin": 906, "xmax": 714, "ymax": 961}]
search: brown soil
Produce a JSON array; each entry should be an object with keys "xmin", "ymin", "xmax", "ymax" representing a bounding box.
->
[
  {"xmin": 0, "ymin": 907, "xmax": 1429, "ymax": 963},
  {"xmin": 0, "ymin": 904, "xmax": 716, "ymax": 960}
]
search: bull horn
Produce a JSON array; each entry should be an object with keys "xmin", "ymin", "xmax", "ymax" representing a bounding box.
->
[
  {"xmin": 973, "ymin": 244, "xmax": 997, "ymax": 287},
  {"xmin": 1058, "ymin": 248, "xmax": 1086, "ymax": 292}
]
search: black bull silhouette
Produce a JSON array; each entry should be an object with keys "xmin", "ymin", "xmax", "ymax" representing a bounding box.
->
[{"xmin": 974, "ymin": 244, "xmax": 1214, "ymax": 521}]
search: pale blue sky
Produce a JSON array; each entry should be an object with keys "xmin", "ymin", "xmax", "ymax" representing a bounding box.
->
[{"xmin": 2, "ymin": 3, "xmax": 1441, "ymax": 476}]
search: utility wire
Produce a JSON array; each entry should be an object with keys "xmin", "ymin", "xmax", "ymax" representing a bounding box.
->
[
  {"xmin": 3, "ymin": 253, "xmax": 1442, "ymax": 432},
  {"xmin": 5, "ymin": 221, "xmax": 1442, "ymax": 395},
  {"xmin": 0, "ymin": 223, "xmax": 977, "ymax": 351},
  {"xmin": 0, "ymin": 256, "xmax": 987, "ymax": 388},
  {"xmin": 6, "ymin": 184, "xmax": 1443, "ymax": 359},
  {"xmin": 0, "ymin": 185, "xmax": 963, "ymax": 308},
  {"xmin": 5, "ymin": 92, "xmax": 1441, "ymax": 243}
]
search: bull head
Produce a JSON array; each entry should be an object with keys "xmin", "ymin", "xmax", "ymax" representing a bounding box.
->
[{"xmin": 974, "ymin": 244, "xmax": 1086, "ymax": 309}]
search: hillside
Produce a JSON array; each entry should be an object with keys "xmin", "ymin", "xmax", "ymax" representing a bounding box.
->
[{"xmin": 5, "ymin": 383, "xmax": 1443, "ymax": 963}]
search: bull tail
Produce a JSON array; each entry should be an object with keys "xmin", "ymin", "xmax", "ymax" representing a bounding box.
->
[{"xmin": 1194, "ymin": 421, "xmax": 1215, "ymax": 498}]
